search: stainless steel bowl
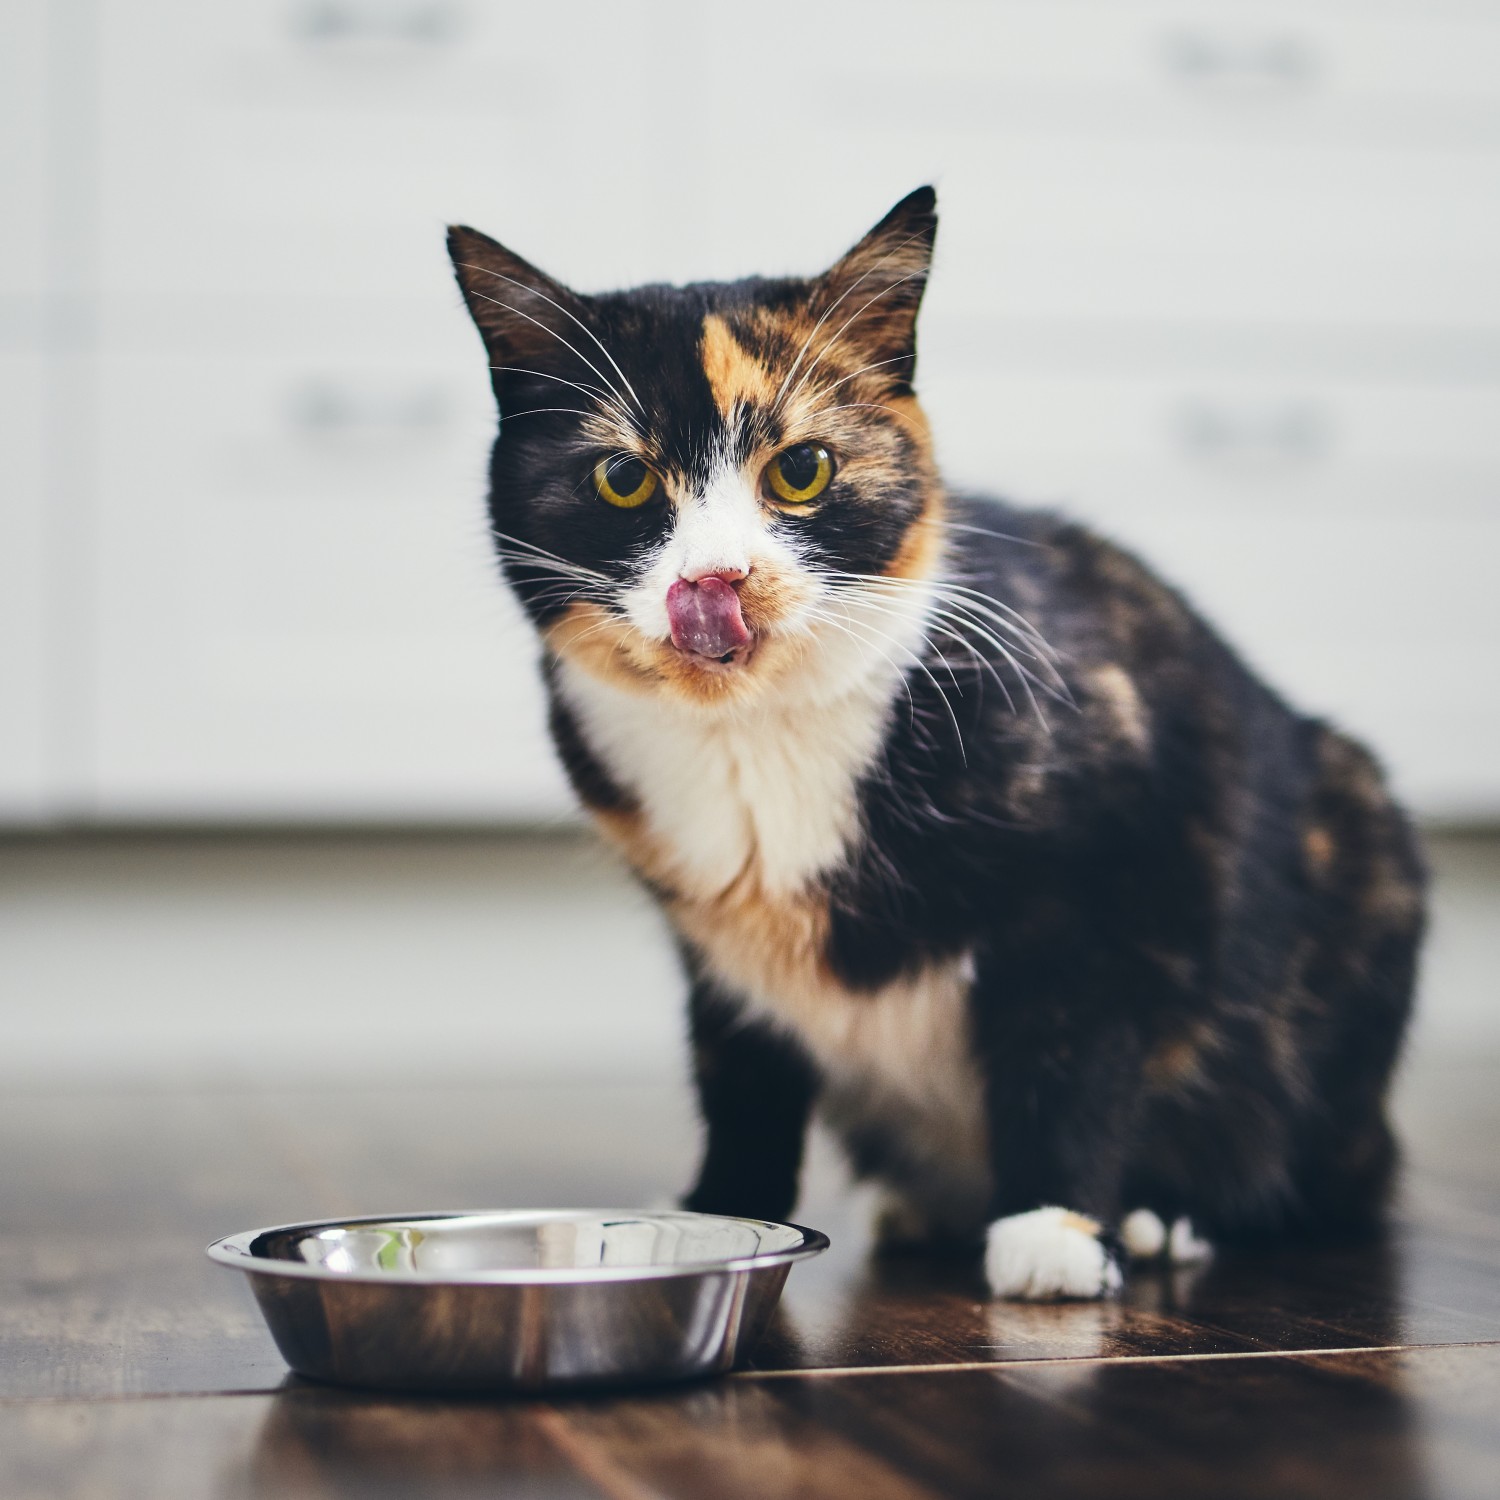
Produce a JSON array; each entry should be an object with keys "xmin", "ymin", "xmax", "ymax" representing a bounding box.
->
[{"xmin": 207, "ymin": 1209, "xmax": 828, "ymax": 1392}]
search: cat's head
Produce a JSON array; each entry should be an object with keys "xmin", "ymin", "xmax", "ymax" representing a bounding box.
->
[{"xmin": 449, "ymin": 187, "xmax": 943, "ymax": 710}]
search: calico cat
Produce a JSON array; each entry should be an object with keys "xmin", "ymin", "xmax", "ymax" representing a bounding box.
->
[{"xmin": 448, "ymin": 188, "xmax": 1425, "ymax": 1299}]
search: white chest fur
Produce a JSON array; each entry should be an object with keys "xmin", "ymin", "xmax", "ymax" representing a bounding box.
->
[{"xmin": 556, "ymin": 657, "xmax": 895, "ymax": 900}]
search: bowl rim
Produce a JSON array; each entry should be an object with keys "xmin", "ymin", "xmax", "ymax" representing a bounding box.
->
[{"xmin": 205, "ymin": 1207, "xmax": 831, "ymax": 1286}]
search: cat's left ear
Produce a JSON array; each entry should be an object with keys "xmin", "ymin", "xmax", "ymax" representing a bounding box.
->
[
  {"xmin": 809, "ymin": 186, "xmax": 938, "ymax": 389},
  {"xmin": 447, "ymin": 224, "xmax": 592, "ymax": 376}
]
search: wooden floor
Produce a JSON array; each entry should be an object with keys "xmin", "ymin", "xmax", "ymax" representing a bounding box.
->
[{"xmin": 3, "ymin": 1059, "xmax": 1498, "ymax": 1499}]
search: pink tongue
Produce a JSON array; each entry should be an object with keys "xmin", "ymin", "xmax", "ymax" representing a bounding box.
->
[{"xmin": 666, "ymin": 576, "xmax": 751, "ymax": 659}]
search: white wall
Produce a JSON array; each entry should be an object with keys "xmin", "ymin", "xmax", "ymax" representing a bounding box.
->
[{"xmin": 4, "ymin": 0, "xmax": 1499, "ymax": 824}]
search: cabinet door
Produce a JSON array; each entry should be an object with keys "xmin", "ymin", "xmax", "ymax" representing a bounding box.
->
[
  {"xmin": 0, "ymin": 0, "xmax": 48, "ymax": 309},
  {"xmin": 681, "ymin": 0, "xmax": 1500, "ymax": 330},
  {"xmin": 923, "ymin": 367, "xmax": 1500, "ymax": 520},
  {"xmin": 96, "ymin": 0, "xmax": 668, "ymax": 304},
  {"xmin": 0, "ymin": 354, "xmax": 54, "ymax": 822},
  {"xmin": 91, "ymin": 314, "xmax": 569, "ymax": 820}
]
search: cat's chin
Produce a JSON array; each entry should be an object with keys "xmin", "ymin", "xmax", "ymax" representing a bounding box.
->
[
  {"xmin": 669, "ymin": 635, "xmax": 760, "ymax": 674},
  {"xmin": 546, "ymin": 600, "xmax": 782, "ymax": 707},
  {"xmin": 643, "ymin": 634, "xmax": 776, "ymax": 707}
]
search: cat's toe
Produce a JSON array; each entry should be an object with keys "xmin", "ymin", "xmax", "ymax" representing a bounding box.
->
[
  {"xmin": 984, "ymin": 1206, "xmax": 1123, "ymax": 1301},
  {"xmin": 1167, "ymin": 1216, "xmax": 1213, "ymax": 1264},
  {"xmin": 1120, "ymin": 1207, "xmax": 1168, "ymax": 1260}
]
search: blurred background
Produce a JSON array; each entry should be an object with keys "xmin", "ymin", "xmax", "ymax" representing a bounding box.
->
[{"xmin": 2, "ymin": 0, "xmax": 1497, "ymax": 1088}]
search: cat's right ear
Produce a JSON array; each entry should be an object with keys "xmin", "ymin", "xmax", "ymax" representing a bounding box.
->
[
  {"xmin": 808, "ymin": 187, "xmax": 939, "ymax": 389},
  {"xmin": 447, "ymin": 225, "xmax": 589, "ymax": 373}
]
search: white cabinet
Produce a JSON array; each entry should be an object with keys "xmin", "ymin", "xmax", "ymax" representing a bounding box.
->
[
  {"xmin": 95, "ymin": 0, "xmax": 670, "ymax": 302},
  {"xmin": 0, "ymin": 355, "xmax": 54, "ymax": 822},
  {"xmin": 90, "ymin": 314, "xmax": 567, "ymax": 818},
  {"xmin": 0, "ymin": 0, "xmax": 49, "ymax": 311},
  {"xmin": 924, "ymin": 367, "xmax": 1500, "ymax": 518},
  {"xmin": 688, "ymin": 3, "xmax": 1500, "ymax": 328},
  {"xmin": 4, "ymin": 0, "xmax": 1498, "ymax": 824},
  {"xmin": 0, "ymin": 3, "xmax": 59, "ymax": 821}
]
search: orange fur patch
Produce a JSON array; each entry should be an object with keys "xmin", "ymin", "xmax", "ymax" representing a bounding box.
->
[
  {"xmin": 883, "ymin": 474, "xmax": 947, "ymax": 583},
  {"xmin": 1091, "ymin": 664, "xmax": 1151, "ymax": 752},
  {"xmin": 1145, "ymin": 1034, "xmax": 1206, "ymax": 1093},
  {"xmin": 1058, "ymin": 1211, "xmax": 1102, "ymax": 1237},
  {"xmin": 544, "ymin": 604, "xmax": 656, "ymax": 695},
  {"xmin": 700, "ymin": 315, "xmax": 779, "ymax": 418},
  {"xmin": 1303, "ymin": 825, "xmax": 1336, "ymax": 876}
]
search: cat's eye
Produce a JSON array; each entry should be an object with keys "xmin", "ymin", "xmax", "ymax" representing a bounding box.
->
[
  {"xmin": 594, "ymin": 455, "xmax": 659, "ymax": 509},
  {"xmin": 765, "ymin": 443, "xmax": 834, "ymax": 505}
]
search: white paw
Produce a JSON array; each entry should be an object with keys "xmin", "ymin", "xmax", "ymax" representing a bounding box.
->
[
  {"xmin": 1168, "ymin": 1216, "xmax": 1213, "ymax": 1265},
  {"xmin": 984, "ymin": 1207, "xmax": 1123, "ymax": 1301},
  {"xmin": 1120, "ymin": 1208, "xmax": 1214, "ymax": 1265},
  {"xmin": 1121, "ymin": 1207, "xmax": 1167, "ymax": 1260}
]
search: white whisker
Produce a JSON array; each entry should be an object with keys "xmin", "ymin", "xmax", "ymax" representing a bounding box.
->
[
  {"xmin": 803, "ymin": 599, "xmax": 969, "ymax": 764},
  {"xmin": 944, "ymin": 520, "xmax": 1046, "ymax": 549},
  {"xmin": 466, "ymin": 287, "xmax": 638, "ymax": 424},
  {"xmin": 816, "ymin": 401, "xmax": 929, "ymax": 439},
  {"xmin": 456, "ymin": 261, "xmax": 645, "ymax": 412},
  {"xmin": 489, "ymin": 364, "xmax": 634, "ymax": 426},
  {"xmin": 817, "ymin": 566, "xmax": 1074, "ymax": 721}
]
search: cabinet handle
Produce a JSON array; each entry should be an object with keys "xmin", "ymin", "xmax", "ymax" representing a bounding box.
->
[
  {"xmin": 1173, "ymin": 399, "xmax": 1332, "ymax": 469},
  {"xmin": 1160, "ymin": 29, "xmax": 1320, "ymax": 93},
  {"xmin": 289, "ymin": 1, "xmax": 463, "ymax": 46}
]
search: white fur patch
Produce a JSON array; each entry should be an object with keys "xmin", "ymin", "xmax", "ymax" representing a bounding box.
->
[
  {"xmin": 1121, "ymin": 1207, "xmax": 1168, "ymax": 1260},
  {"xmin": 558, "ymin": 653, "xmax": 900, "ymax": 898},
  {"xmin": 1120, "ymin": 1208, "xmax": 1213, "ymax": 1265},
  {"xmin": 801, "ymin": 951, "xmax": 991, "ymax": 1238},
  {"xmin": 985, "ymin": 1207, "xmax": 1123, "ymax": 1301},
  {"xmin": 1168, "ymin": 1216, "xmax": 1213, "ymax": 1265}
]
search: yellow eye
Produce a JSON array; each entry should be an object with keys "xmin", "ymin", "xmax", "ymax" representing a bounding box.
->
[
  {"xmin": 765, "ymin": 442, "xmax": 833, "ymax": 505},
  {"xmin": 594, "ymin": 455, "xmax": 659, "ymax": 509}
]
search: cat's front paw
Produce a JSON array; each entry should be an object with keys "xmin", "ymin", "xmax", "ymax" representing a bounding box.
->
[
  {"xmin": 984, "ymin": 1206, "xmax": 1123, "ymax": 1301},
  {"xmin": 1120, "ymin": 1208, "xmax": 1214, "ymax": 1265}
]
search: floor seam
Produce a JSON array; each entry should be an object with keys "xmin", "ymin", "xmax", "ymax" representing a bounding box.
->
[
  {"xmin": 7, "ymin": 1340, "xmax": 1500, "ymax": 1404},
  {"xmin": 0, "ymin": 1386, "xmax": 285, "ymax": 1407},
  {"xmin": 733, "ymin": 1339, "xmax": 1500, "ymax": 1381}
]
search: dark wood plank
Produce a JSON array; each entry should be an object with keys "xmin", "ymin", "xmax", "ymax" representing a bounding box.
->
[
  {"xmin": 758, "ymin": 1344, "xmax": 1500, "ymax": 1500},
  {"xmin": 4, "ymin": 1062, "xmax": 1500, "ymax": 1397},
  {"xmin": 0, "ymin": 1232, "xmax": 285, "ymax": 1400},
  {"xmin": 9, "ymin": 1345, "xmax": 1493, "ymax": 1500},
  {"xmin": 0, "ymin": 1390, "xmax": 615, "ymax": 1500}
]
